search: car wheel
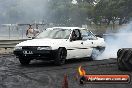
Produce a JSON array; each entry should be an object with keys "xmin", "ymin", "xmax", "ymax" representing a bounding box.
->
[
  {"xmin": 90, "ymin": 47, "xmax": 105, "ymax": 61},
  {"xmin": 54, "ymin": 48, "xmax": 67, "ymax": 65},
  {"xmin": 19, "ymin": 58, "xmax": 31, "ymax": 65}
]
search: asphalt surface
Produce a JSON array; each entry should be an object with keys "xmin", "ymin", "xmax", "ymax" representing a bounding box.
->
[{"xmin": 0, "ymin": 54, "xmax": 131, "ymax": 88}]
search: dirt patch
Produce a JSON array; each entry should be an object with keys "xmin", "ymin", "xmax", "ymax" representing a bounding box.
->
[{"xmin": 0, "ymin": 48, "xmax": 13, "ymax": 54}]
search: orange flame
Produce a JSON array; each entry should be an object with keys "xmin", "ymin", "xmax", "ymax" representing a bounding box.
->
[{"xmin": 78, "ymin": 66, "xmax": 86, "ymax": 76}]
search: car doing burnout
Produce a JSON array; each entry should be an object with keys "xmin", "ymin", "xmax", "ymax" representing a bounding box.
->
[{"xmin": 14, "ymin": 27, "xmax": 106, "ymax": 65}]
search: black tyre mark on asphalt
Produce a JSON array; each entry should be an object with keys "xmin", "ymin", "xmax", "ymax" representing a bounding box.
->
[
  {"xmin": 0, "ymin": 55, "xmax": 117, "ymax": 73},
  {"xmin": 0, "ymin": 69, "xmax": 54, "ymax": 87},
  {"xmin": 0, "ymin": 54, "xmax": 117, "ymax": 88}
]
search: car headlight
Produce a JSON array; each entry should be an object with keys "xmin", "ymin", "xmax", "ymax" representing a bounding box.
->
[
  {"xmin": 37, "ymin": 46, "xmax": 52, "ymax": 50},
  {"xmin": 14, "ymin": 46, "xmax": 22, "ymax": 50}
]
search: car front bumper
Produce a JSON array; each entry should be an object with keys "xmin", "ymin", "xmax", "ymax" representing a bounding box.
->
[{"xmin": 13, "ymin": 49, "xmax": 58, "ymax": 60}]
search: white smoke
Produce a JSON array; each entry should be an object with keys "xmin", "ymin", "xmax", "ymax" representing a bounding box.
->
[
  {"xmin": 0, "ymin": 0, "xmax": 49, "ymax": 23},
  {"xmin": 97, "ymin": 22, "xmax": 132, "ymax": 60}
]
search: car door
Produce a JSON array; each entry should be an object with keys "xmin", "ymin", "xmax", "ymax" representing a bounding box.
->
[
  {"xmin": 80, "ymin": 29, "xmax": 97, "ymax": 57},
  {"xmin": 67, "ymin": 29, "xmax": 87, "ymax": 59}
]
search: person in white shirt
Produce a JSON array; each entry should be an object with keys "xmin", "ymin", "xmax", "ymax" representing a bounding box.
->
[
  {"xmin": 26, "ymin": 25, "xmax": 34, "ymax": 38},
  {"xmin": 26, "ymin": 25, "xmax": 40, "ymax": 38}
]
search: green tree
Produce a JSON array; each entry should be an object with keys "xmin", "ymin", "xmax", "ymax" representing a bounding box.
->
[{"xmin": 93, "ymin": 0, "xmax": 132, "ymax": 25}]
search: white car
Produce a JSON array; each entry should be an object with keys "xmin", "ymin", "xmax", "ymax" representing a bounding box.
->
[{"xmin": 14, "ymin": 27, "xmax": 105, "ymax": 65}]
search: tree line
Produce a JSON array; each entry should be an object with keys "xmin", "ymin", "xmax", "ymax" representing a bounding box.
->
[
  {"xmin": 47, "ymin": 0, "xmax": 132, "ymax": 26},
  {"xmin": 0, "ymin": 0, "xmax": 132, "ymax": 26}
]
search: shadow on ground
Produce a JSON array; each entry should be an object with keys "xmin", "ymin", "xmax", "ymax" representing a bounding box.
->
[{"xmin": 20, "ymin": 58, "xmax": 92, "ymax": 68}]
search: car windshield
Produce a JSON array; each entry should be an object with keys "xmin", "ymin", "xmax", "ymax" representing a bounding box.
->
[{"xmin": 36, "ymin": 28, "xmax": 71, "ymax": 39}]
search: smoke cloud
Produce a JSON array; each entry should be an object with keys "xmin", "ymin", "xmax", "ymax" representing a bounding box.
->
[
  {"xmin": 97, "ymin": 22, "xmax": 132, "ymax": 60},
  {"xmin": 0, "ymin": 0, "xmax": 49, "ymax": 24}
]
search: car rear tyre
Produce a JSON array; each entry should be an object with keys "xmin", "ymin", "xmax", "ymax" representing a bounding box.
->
[
  {"xmin": 54, "ymin": 48, "xmax": 67, "ymax": 65},
  {"xmin": 19, "ymin": 58, "xmax": 31, "ymax": 65}
]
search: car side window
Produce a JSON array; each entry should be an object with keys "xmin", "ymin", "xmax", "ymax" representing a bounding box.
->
[
  {"xmin": 87, "ymin": 31, "xmax": 97, "ymax": 40},
  {"xmin": 71, "ymin": 29, "xmax": 82, "ymax": 41},
  {"xmin": 80, "ymin": 29, "xmax": 97, "ymax": 40},
  {"xmin": 80, "ymin": 29, "xmax": 89, "ymax": 40}
]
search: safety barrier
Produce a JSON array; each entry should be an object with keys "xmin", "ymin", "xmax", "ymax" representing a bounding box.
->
[{"xmin": 0, "ymin": 39, "xmax": 29, "ymax": 48}]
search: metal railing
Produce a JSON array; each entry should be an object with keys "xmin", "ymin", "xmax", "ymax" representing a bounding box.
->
[{"xmin": 0, "ymin": 39, "xmax": 29, "ymax": 48}]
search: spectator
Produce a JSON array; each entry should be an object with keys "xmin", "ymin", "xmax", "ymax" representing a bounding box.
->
[{"xmin": 26, "ymin": 25, "xmax": 34, "ymax": 38}]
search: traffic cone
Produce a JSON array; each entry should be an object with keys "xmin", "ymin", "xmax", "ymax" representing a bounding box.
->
[{"xmin": 62, "ymin": 74, "xmax": 68, "ymax": 88}]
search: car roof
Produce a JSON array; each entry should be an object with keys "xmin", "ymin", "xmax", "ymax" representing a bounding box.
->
[{"xmin": 47, "ymin": 27, "xmax": 86, "ymax": 30}]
